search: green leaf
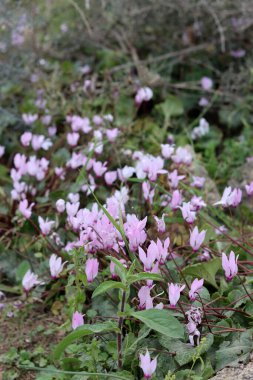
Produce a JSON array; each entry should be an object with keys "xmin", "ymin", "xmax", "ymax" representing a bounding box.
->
[
  {"xmin": 159, "ymin": 334, "xmax": 214, "ymax": 366},
  {"xmin": 182, "ymin": 257, "xmax": 221, "ymax": 288},
  {"xmin": 156, "ymin": 94, "xmax": 184, "ymax": 123},
  {"xmin": 130, "ymin": 309, "xmax": 184, "ymax": 339},
  {"xmin": 215, "ymin": 330, "xmax": 253, "ymax": 371},
  {"xmin": 92, "ymin": 281, "xmax": 127, "ymax": 298},
  {"xmin": 127, "ymin": 272, "xmax": 163, "ymax": 285},
  {"xmin": 53, "ymin": 322, "xmax": 119, "ymax": 360}
]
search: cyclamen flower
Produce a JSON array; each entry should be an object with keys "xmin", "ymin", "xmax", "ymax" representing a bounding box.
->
[
  {"xmin": 105, "ymin": 171, "xmax": 117, "ymax": 185},
  {"xmin": 49, "ymin": 254, "xmax": 66, "ymax": 279},
  {"xmin": 190, "ymin": 226, "xmax": 206, "ymax": 251},
  {"xmin": 168, "ymin": 283, "xmax": 185, "ymax": 307},
  {"xmin": 38, "ymin": 216, "xmax": 55, "ymax": 235},
  {"xmin": 106, "ymin": 128, "xmax": 119, "ymax": 142},
  {"xmin": 153, "ymin": 214, "xmax": 166, "ymax": 233},
  {"xmin": 245, "ymin": 181, "xmax": 253, "ymax": 196},
  {"xmin": 67, "ymin": 132, "xmax": 80, "ymax": 147},
  {"xmin": 0, "ymin": 145, "xmax": 5, "ymax": 158},
  {"xmin": 72, "ymin": 311, "xmax": 84, "ymax": 330},
  {"xmin": 124, "ymin": 215, "xmax": 147, "ymax": 251},
  {"xmin": 189, "ymin": 278, "xmax": 204, "ymax": 301},
  {"xmin": 22, "ymin": 270, "xmax": 40, "ymax": 293},
  {"xmin": 93, "ymin": 161, "xmax": 107, "ymax": 177},
  {"xmin": 139, "ymin": 350, "xmax": 157, "ymax": 379},
  {"xmin": 138, "ymin": 286, "xmax": 154, "ymax": 310},
  {"xmin": 85, "ymin": 258, "xmax": 99, "ymax": 282},
  {"xmin": 18, "ymin": 199, "xmax": 34, "ymax": 219},
  {"xmin": 201, "ymin": 77, "xmax": 213, "ymax": 91},
  {"xmin": 56, "ymin": 199, "xmax": 65, "ymax": 213},
  {"xmin": 135, "ymin": 87, "xmax": 153, "ymax": 106},
  {"xmin": 214, "ymin": 186, "xmax": 242, "ymax": 208},
  {"xmin": 191, "ymin": 176, "xmax": 206, "ymax": 189},
  {"xmin": 142, "ymin": 182, "xmax": 155, "ymax": 204},
  {"xmin": 170, "ymin": 190, "xmax": 183, "ymax": 210},
  {"xmin": 222, "ymin": 251, "xmax": 238, "ymax": 281},
  {"xmin": 180, "ymin": 202, "xmax": 196, "ymax": 224},
  {"xmin": 168, "ymin": 169, "xmax": 185, "ymax": 189},
  {"xmin": 161, "ymin": 144, "xmax": 174, "ymax": 159},
  {"xmin": 138, "ymin": 246, "xmax": 157, "ymax": 272}
]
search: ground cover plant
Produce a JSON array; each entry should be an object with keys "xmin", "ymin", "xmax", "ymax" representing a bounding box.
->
[{"xmin": 2, "ymin": 1, "xmax": 253, "ymax": 379}]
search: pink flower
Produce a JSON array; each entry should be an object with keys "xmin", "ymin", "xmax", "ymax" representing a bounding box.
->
[
  {"xmin": 124, "ymin": 215, "xmax": 147, "ymax": 251},
  {"xmin": 49, "ymin": 254, "xmax": 66, "ymax": 279},
  {"xmin": 18, "ymin": 199, "xmax": 34, "ymax": 219},
  {"xmin": 172, "ymin": 147, "xmax": 192, "ymax": 165},
  {"xmin": 22, "ymin": 270, "xmax": 40, "ymax": 292},
  {"xmin": 138, "ymin": 246, "xmax": 157, "ymax": 272},
  {"xmin": 245, "ymin": 181, "xmax": 253, "ymax": 196},
  {"xmin": 191, "ymin": 176, "xmax": 205, "ymax": 189},
  {"xmin": 214, "ymin": 186, "xmax": 242, "ymax": 208},
  {"xmin": 0, "ymin": 145, "xmax": 5, "ymax": 157},
  {"xmin": 139, "ymin": 350, "xmax": 157, "ymax": 379},
  {"xmin": 190, "ymin": 196, "xmax": 206, "ymax": 211},
  {"xmin": 72, "ymin": 311, "xmax": 84, "ymax": 330},
  {"xmin": 222, "ymin": 251, "xmax": 238, "ymax": 281},
  {"xmin": 189, "ymin": 278, "xmax": 204, "ymax": 301},
  {"xmin": 168, "ymin": 169, "xmax": 185, "ymax": 189},
  {"xmin": 179, "ymin": 202, "xmax": 196, "ymax": 224},
  {"xmin": 67, "ymin": 132, "xmax": 80, "ymax": 147},
  {"xmin": 85, "ymin": 258, "xmax": 99, "ymax": 282},
  {"xmin": 93, "ymin": 161, "xmax": 107, "ymax": 177},
  {"xmin": 170, "ymin": 190, "xmax": 183, "ymax": 210},
  {"xmin": 161, "ymin": 144, "xmax": 174, "ymax": 159},
  {"xmin": 105, "ymin": 171, "xmax": 117, "ymax": 185},
  {"xmin": 190, "ymin": 226, "xmax": 206, "ymax": 251},
  {"xmin": 142, "ymin": 182, "xmax": 155, "ymax": 204},
  {"xmin": 168, "ymin": 283, "xmax": 185, "ymax": 307},
  {"xmin": 20, "ymin": 131, "xmax": 32, "ymax": 147},
  {"xmin": 106, "ymin": 128, "xmax": 119, "ymax": 142},
  {"xmin": 138, "ymin": 286, "xmax": 153, "ymax": 310},
  {"xmin": 201, "ymin": 76, "xmax": 213, "ymax": 91},
  {"xmin": 38, "ymin": 216, "xmax": 55, "ymax": 235},
  {"xmin": 66, "ymin": 201, "xmax": 80, "ymax": 217},
  {"xmin": 154, "ymin": 214, "xmax": 166, "ymax": 233},
  {"xmin": 56, "ymin": 199, "xmax": 65, "ymax": 213},
  {"xmin": 22, "ymin": 113, "xmax": 38, "ymax": 125},
  {"xmin": 135, "ymin": 87, "xmax": 153, "ymax": 106}
]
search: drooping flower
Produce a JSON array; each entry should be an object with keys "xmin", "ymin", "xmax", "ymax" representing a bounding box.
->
[
  {"xmin": 201, "ymin": 76, "xmax": 213, "ymax": 91},
  {"xmin": 56, "ymin": 199, "xmax": 66, "ymax": 213},
  {"xmin": 22, "ymin": 270, "xmax": 40, "ymax": 293},
  {"xmin": 138, "ymin": 246, "xmax": 157, "ymax": 272},
  {"xmin": 214, "ymin": 186, "xmax": 242, "ymax": 208},
  {"xmin": 104, "ymin": 171, "xmax": 117, "ymax": 185},
  {"xmin": 168, "ymin": 283, "xmax": 185, "ymax": 307},
  {"xmin": 245, "ymin": 181, "xmax": 253, "ymax": 196},
  {"xmin": 72, "ymin": 311, "xmax": 84, "ymax": 330},
  {"xmin": 135, "ymin": 87, "xmax": 153, "ymax": 106},
  {"xmin": 18, "ymin": 199, "xmax": 34, "ymax": 219},
  {"xmin": 189, "ymin": 278, "xmax": 204, "ymax": 301},
  {"xmin": 38, "ymin": 216, "xmax": 55, "ymax": 235},
  {"xmin": 49, "ymin": 254, "xmax": 66, "ymax": 279},
  {"xmin": 139, "ymin": 350, "xmax": 157, "ymax": 379},
  {"xmin": 153, "ymin": 214, "xmax": 166, "ymax": 233},
  {"xmin": 222, "ymin": 251, "xmax": 238, "ymax": 281},
  {"xmin": 85, "ymin": 258, "xmax": 99, "ymax": 282},
  {"xmin": 179, "ymin": 202, "xmax": 196, "ymax": 224},
  {"xmin": 170, "ymin": 190, "xmax": 183, "ymax": 210},
  {"xmin": 190, "ymin": 226, "xmax": 206, "ymax": 251}
]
